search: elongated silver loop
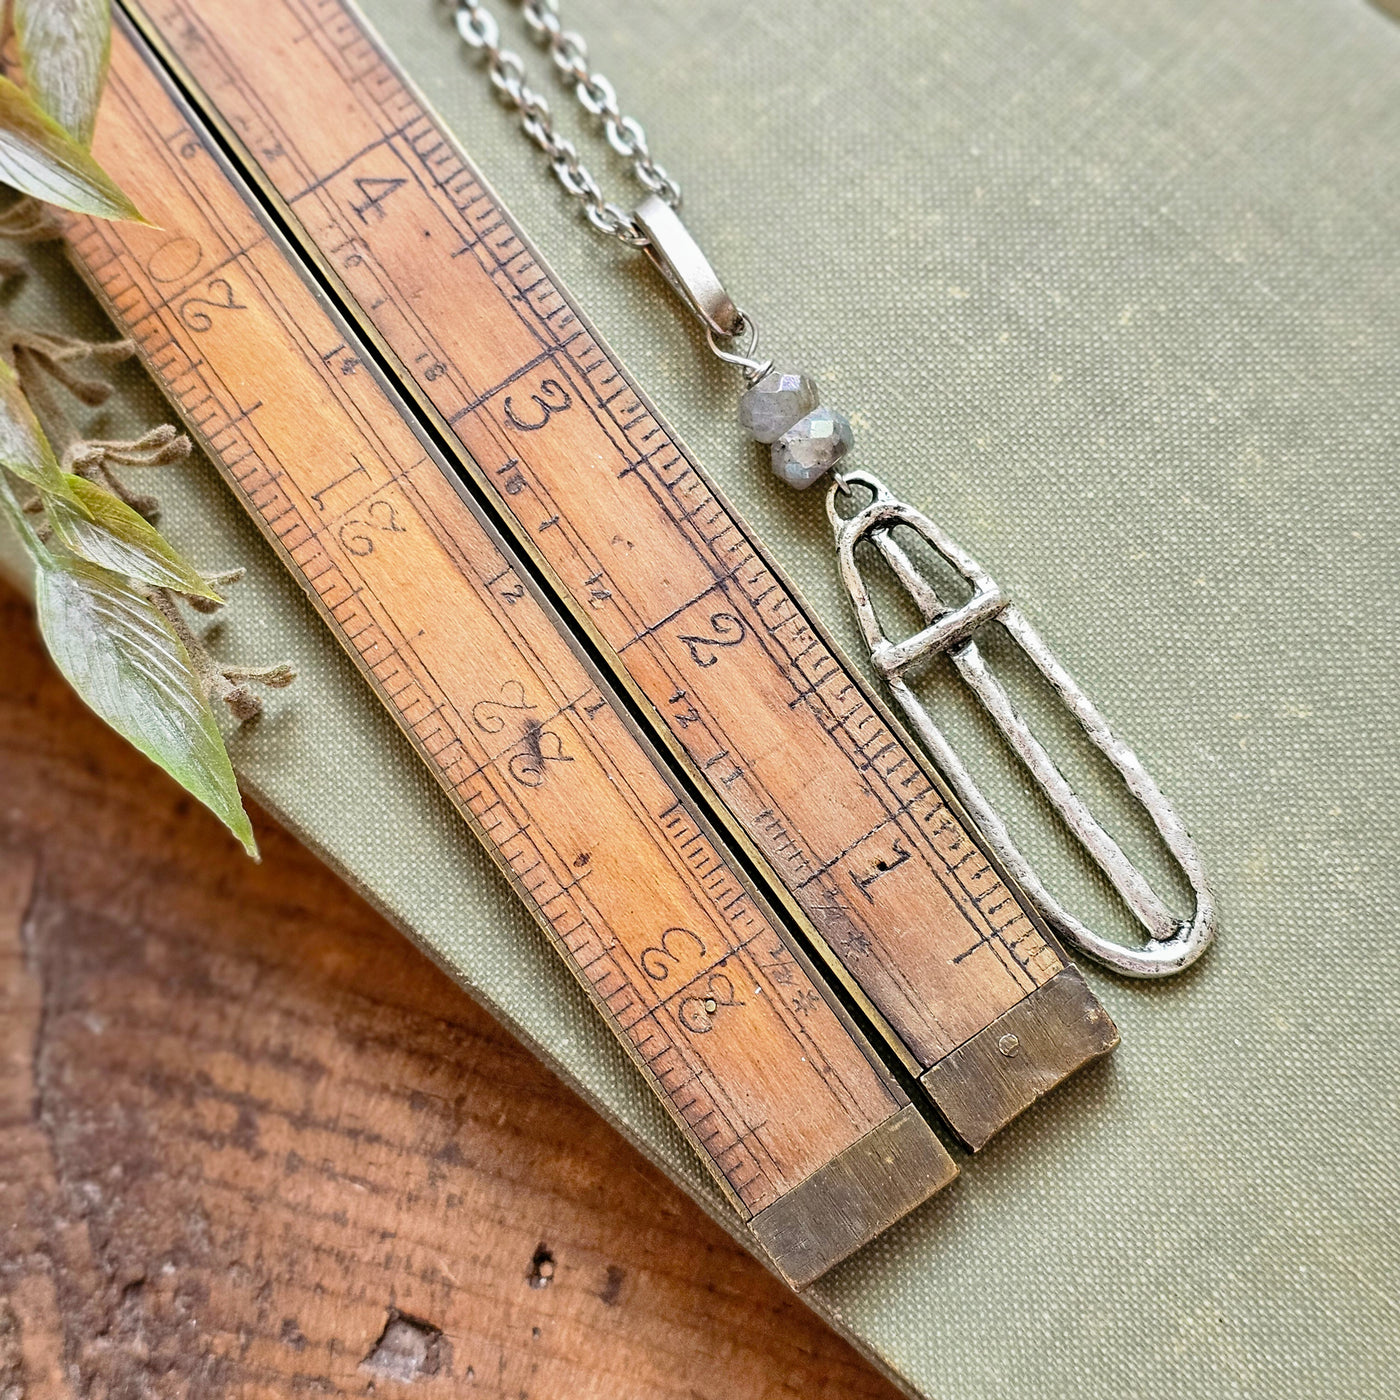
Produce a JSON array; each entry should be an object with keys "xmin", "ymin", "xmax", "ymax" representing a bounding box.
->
[
  {"xmin": 829, "ymin": 469, "xmax": 1216, "ymax": 979},
  {"xmin": 634, "ymin": 193, "xmax": 740, "ymax": 337},
  {"xmin": 456, "ymin": 5, "xmax": 498, "ymax": 48}
]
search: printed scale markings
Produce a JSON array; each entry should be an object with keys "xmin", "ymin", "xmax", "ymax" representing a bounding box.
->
[
  {"xmin": 68, "ymin": 34, "xmax": 946, "ymax": 1242},
  {"xmin": 124, "ymin": 0, "xmax": 1103, "ymax": 1120}
]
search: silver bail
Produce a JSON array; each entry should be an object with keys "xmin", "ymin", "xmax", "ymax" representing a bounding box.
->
[
  {"xmin": 828, "ymin": 469, "xmax": 1216, "ymax": 979},
  {"xmin": 634, "ymin": 193, "xmax": 742, "ymax": 338}
]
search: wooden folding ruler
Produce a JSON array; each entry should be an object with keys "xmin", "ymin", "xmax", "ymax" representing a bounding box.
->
[{"xmin": 61, "ymin": 0, "xmax": 1117, "ymax": 1281}]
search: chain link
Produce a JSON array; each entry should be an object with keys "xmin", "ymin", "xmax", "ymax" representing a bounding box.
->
[{"xmin": 446, "ymin": 0, "xmax": 680, "ymax": 247}]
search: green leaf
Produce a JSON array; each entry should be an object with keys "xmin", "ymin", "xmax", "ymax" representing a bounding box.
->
[
  {"xmin": 0, "ymin": 451, "xmax": 47, "ymax": 558},
  {"xmin": 14, "ymin": 0, "xmax": 111, "ymax": 147},
  {"xmin": 0, "ymin": 74, "xmax": 142, "ymax": 222},
  {"xmin": 34, "ymin": 553, "xmax": 256, "ymax": 856},
  {"xmin": 0, "ymin": 356, "xmax": 84, "ymax": 502},
  {"xmin": 47, "ymin": 473, "xmax": 222, "ymax": 599}
]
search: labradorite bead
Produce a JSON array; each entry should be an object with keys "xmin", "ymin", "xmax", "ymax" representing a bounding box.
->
[
  {"xmin": 738, "ymin": 368, "xmax": 819, "ymax": 444},
  {"xmin": 771, "ymin": 407, "xmax": 854, "ymax": 490}
]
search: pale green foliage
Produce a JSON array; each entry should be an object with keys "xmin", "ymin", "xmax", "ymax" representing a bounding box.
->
[
  {"xmin": 0, "ymin": 0, "xmax": 139, "ymax": 222},
  {"xmin": 0, "ymin": 5, "xmax": 272, "ymax": 855},
  {"xmin": 0, "ymin": 397, "xmax": 259, "ymax": 856},
  {"xmin": 14, "ymin": 0, "xmax": 112, "ymax": 145},
  {"xmin": 33, "ymin": 550, "xmax": 255, "ymax": 856},
  {"xmin": 0, "ymin": 354, "xmax": 78, "ymax": 498},
  {"xmin": 0, "ymin": 75, "xmax": 140, "ymax": 221},
  {"xmin": 47, "ymin": 472, "xmax": 223, "ymax": 600}
]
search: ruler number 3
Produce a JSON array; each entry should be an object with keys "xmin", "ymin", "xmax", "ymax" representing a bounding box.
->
[
  {"xmin": 640, "ymin": 926, "xmax": 706, "ymax": 983},
  {"xmin": 504, "ymin": 378, "xmax": 572, "ymax": 432}
]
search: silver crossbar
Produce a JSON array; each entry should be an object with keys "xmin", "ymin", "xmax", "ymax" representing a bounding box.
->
[{"xmin": 829, "ymin": 469, "xmax": 1216, "ymax": 979}]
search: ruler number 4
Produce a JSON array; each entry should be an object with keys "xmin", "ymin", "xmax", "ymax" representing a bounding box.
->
[{"xmin": 350, "ymin": 176, "xmax": 406, "ymax": 224}]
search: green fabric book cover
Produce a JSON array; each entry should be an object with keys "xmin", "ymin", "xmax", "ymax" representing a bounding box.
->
[{"xmin": 4, "ymin": 2, "xmax": 1398, "ymax": 1395}]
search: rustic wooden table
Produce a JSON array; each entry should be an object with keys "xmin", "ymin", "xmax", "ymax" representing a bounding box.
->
[{"xmin": 0, "ymin": 578, "xmax": 902, "ymax": 1400}]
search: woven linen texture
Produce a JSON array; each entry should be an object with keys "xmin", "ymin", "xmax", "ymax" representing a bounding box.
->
[{"xmin": 4, "ymin": 1, "xmax": 1397, "ymax": 1395}]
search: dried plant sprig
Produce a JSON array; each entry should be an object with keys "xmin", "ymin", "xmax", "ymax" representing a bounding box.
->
[
  {"xmin": 68, "ymin": 423, "xmax": 191, "ymax": 465},
  {"xmin": 0, "ymin": 4, "xmax": 293, "ymax": 855},
  {"xmin": 0, "ymin": 246, "xmax": 294, "ymax": 857},
  {"xmin": 0, "ymin": 193, "xmax": 67, "ymax": 242},
  {"xmin": 65, "ymin": 424, "xmax": 190, "ymax": 520},
  {"xmin": 148, "ymin": 579, "xmax": 297, "ymax": 721}
]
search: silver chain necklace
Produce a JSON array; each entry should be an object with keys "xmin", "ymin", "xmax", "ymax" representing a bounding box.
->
[{"xmin": 445, "ymin": 0, "xmax": 1215, "ymax": 978}]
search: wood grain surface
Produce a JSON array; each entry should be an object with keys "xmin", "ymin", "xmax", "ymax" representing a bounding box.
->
[
  {"xmin": 114, "ymin": 0, "xmax": 1115, "ymax": 1147},
  {"xmin": 59, "ymin": 18, "xmax": 960, "ymax": 1286},
  {"xmin": 0, "ymin": 580, "xmax": 904, "ymax": 1400}
]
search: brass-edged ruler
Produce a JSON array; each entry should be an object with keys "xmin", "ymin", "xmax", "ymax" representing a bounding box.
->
[
  {"xmin": 70, "ymin": 16, "xmax": 957, "ymax": 1289},
  {"xmin": 62, "ymin": 0, "xmax": 1118, "ymax": 1279},
  {"xmin": 115, "ymin": 0, "xmax": 1117, "ymax": 1147}
]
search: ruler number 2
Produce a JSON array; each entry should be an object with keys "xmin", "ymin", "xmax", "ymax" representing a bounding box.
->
[
  {"xmin": 677, "ymin": 611, "xmax": 748, "ymax": 668},
  {"xmin": 178, "ymin": 277, "xmax": 246, "ymax": 332},
  {"xmin": 338, "ymin": 498, "xmax": 406, "ymax": 556}
]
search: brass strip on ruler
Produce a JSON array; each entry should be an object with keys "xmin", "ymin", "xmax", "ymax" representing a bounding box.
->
[
  {"xmin": 69, "ymin": 20, "xmax": 957, "ymax": 1288},
  {"xmin": 118, "ymin": 0, "xmax": 1116, "ymax": 1144}
]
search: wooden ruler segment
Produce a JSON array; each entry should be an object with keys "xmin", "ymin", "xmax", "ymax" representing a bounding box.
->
[
  {"xmin": 121, "ymin": 0, "xmax": 1116, "ymax": 1145},
  {"xmin": 70, "ymin": 23, "xmax": 958, "ymax": 1288}
]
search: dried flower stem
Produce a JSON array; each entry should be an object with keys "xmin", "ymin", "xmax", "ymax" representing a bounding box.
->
[{"xmin": 1, "ymin": 249, "xmax": 295, "ymax": 723}]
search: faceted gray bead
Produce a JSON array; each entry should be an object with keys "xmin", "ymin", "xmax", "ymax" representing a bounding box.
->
[
  {"xmin": 771, "ymin": 407, "xmax": 854, "ymax": 490},
  {"xmin": 738, "ymin": 368, "xmax": 819, "ymax": 444}
]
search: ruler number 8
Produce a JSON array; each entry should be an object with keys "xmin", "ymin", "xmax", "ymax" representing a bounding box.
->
[{"xmin": 679, "ymin": 973, "xmax": 745, "ymax": 1035}]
